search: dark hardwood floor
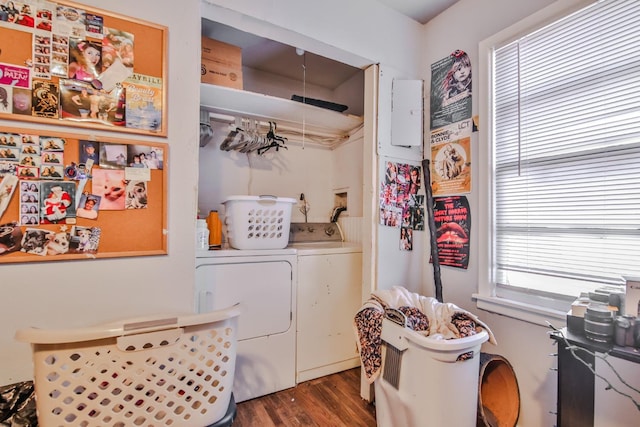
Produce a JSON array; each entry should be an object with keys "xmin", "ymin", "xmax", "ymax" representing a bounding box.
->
[{"xmin": 232, "ymin": 368, "xmax": 377, "ymax": 426}]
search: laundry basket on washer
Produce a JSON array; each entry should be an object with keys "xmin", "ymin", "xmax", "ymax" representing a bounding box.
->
[
  {"xmin": 375, "ymin": 314, "xmax": 489, "ymax": 427},
  {"xmin": 222, "ymin": 195, "xmax": 296, "ymax": 250},
  {"xmin": 15, "ymin": 305, "xmax": 241, "ymax": 427}
]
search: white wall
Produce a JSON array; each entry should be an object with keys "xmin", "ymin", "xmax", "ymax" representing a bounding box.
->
[
  {"xmin": 198, "ymin": 140, "xmax": 336, "ymax": 223},
  {"xmin": 332, "ymin": 133, "xmax": 364, "ymax": 217},
  {"xmin": 420, "ymin": 1, "xmax": 561, "ymax": 426},
  {"xmin": 0, "ymin": 0, "xmax": 201, "ymax": 385}
]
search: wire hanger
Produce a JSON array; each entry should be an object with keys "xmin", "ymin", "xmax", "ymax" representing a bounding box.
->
[{"xmin": 257, "ymin": 122, "xmax": 288, "ymax": 155}]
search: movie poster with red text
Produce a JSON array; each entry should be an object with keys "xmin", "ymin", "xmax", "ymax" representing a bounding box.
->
[{"xmin": 432, "ymin": 195, "xmax": 470, "ymax": 269}]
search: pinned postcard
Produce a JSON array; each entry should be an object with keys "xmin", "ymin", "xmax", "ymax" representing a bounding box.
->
[
  {"xmin": 0, "ymin": 63, "xmax": 30, "ymax": 88},
  {"xmin": 125, "ymin": 166, "xmax": 150, "ymax": 182}
]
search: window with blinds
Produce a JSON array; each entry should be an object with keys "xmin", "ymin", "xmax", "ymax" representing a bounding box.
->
[{"xmin": 492, "ymin": 0, "xmax": 640, "ymax": 300}]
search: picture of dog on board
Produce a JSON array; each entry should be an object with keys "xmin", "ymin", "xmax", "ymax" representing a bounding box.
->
[
  {"xmin": 20, "ymin": 228, "xmax": 51, "ymax": 256},
  {"xmin": 69, "ymin": 226, "xmax": 101, "ymax": 254},
  {"xmin": 125, "ymin": 180, "xmax": 147, "ymax": 209},
  {"xmin": 46, "ymin": 230, "xmax": 70, "ymax": 255}
]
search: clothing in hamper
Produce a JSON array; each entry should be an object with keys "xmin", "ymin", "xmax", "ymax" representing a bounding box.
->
[{"xmin": 353, "ymin": 285, "xmax": 496, "ymax": 383}]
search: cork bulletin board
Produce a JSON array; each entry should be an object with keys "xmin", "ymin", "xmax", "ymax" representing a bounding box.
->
[
  {"xmin": 0, "ymin": 0, "xmax": 168, "ymax": 136},
  {"xmin": 0, "ymin": 125, "xmax": 168, "ymax": 263}
]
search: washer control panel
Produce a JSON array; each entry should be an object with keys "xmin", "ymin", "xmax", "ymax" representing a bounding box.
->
[{"xmin": 289, "ymin": 222, "xmax": 342, "ymax": 243}]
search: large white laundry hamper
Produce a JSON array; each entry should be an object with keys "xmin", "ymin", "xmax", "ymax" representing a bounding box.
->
[
  {"xmin": 374, "ymin": 317, "xmax": 489, "ymax": 427},
  {"xmin": 15, "ymin": 305, "xmax": 240, "ymax": 427}
]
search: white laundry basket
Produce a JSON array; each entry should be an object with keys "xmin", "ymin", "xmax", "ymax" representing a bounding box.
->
[
  {"xmin": 15, "ymin": 305, "xmax": 240, "ymax": 427},
  {"xmin": 374, "ymin": 317, "xmax": 489, "ymax": 427},
  {"xmin": 222, "ymin": 195, "xmax": 296, "ymax": 250}
]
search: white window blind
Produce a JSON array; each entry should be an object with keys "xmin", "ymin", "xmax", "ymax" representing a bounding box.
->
[{"xmin": 493, "ymin": 0, "xmax": 640, "ymax": 298}]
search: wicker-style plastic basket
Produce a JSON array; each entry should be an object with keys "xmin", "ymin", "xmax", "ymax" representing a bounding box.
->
[
  {"xmin": 222, "ymin": 195, "xmax": 296, "ymax": 250},
  {"xmin": 15, "ymin": 305, "xmax": 240, "ymax": 427}
]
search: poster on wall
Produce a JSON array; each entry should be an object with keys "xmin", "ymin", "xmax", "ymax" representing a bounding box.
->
[
  {"xmin": 429, "ymin": 50, "xmax": 472, "ymax": 130},
  {"xmin": 430, "ymin": 118, "xmax": 472, "ymax": 146},
  {"xmin": 430, "ymin": 136, "xmax": 471, "ymax": 195},
  {"xmin": 432, "ymin": 195, "xmax": 470, "ymax": 269}
]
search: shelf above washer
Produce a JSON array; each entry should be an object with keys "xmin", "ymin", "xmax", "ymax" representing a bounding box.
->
[{"xmin": 200, "ymin": 83, "xmax": 364, "ymax": 137}]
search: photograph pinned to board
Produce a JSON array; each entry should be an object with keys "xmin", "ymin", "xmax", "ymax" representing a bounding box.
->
[
  {"xmin": 42, "ymin": 150, "xmax": 62, "ymax": 165},
  {"xmin": 59, "ymin": 79, "xmax": 123, "ymax": 125},
  {"xmin": 91, "ymin": 168, "xmax": 125, "ymax": 210},
  {"xmin": 33, "ymin": 32, "xmax": 52, "ymax": 80},
  {"xmin": 79, "ymin": 140, "xmax": 99, "ymax": 165},
  {"xmin": 31, "ymin": 80, "xmax": 59, "ymax": 119},
  {"xmin": 430, "ymin": 136, "xmax": 471, "ymax": 196},
  {"xmin": 40, "ymin": 180, "xmax": 76, "ymax": 224},
  {"xmin": 54, "ymin": 4, "xmax": 86, "ymax": 37},
  {"xmin": 126, "ymin": 144, "xmax": 163, "ymax": 169},
  {"xmin": 19, "ymin": 149, "xmax": 40, "ymax": 168},
  {"xmin": 102, "ymin": 28, "xmax": 134, "ymax": 70},
  {"xmin": 18, "ymin": 179, "xmax": 40, "ymax": 224},
  {"xmin": 0, "ymin": 161, "xmax": 17, "ymax": 177},
  {"xmin": 432, "ymin": 195, "xmax": 471, "ymax": 269},
  {"xmin": 68, "ymin": 37, "xmax": 103, "ymax": 82},
  {"xmin": 0, "ymin": 221, "xmax": 22, "ymax": 255},
  {"xmin": 125, "ymin": 180, "xmax": 147, "ymax": 209},
  {"xmin": 40, "ymin": 136, "xmax": 64, "ymax": 151},
  {"xmin": 429, "ymin": 50, "xmax": 472, "ymax": 130},
  {"xmin": 20, "ymin": 228, "xmax": 52, "ymax": 256},
  {"xmin": 99, "ymin": 143, "xmax": 127, "ymax": 168},
  {"xmin": 76, "ymin": 193, "xmax": 101, "ymax": 220},
  {"xmin": 12, "ymin": 88, "xmax": 32, "ymax": 116},
  {"xmin": 40, "ymin": 164, "xmax": 64, "ymax": 180},
  {"xmin": 0, "ymin": 174, "xmax": 18, "ymax": 219},
  {"xmin": 69, "ymin": 225, "xmax": 101, "ymax": 254},
  {"xmin": 0, "ymin": 85, "xmax": 13, "ymax": 113},
  {"xmin": 123, "ymin": 74, "xmax": 162, "ymax": 132},
  {"xmin": 51, "ymin": 34, "xmax": 70, "ymax": 78}
]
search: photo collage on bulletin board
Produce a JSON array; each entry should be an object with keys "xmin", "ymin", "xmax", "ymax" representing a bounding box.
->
[
  {"xmin": 0, "ymin": 0, "xmax": 167, "ymax": 136},
  {"xmin": 0, "ymin": 126, "xmax": 167, "ymax": 263}
]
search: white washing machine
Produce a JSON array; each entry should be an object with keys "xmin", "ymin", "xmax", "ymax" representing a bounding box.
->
[
  {"xmin": 195, "ymin": 248, "xmax": 297, "ymax": 403},
  {"xmin": 289, "ymin": 223, "xmax": 363, "ymax": 383}
]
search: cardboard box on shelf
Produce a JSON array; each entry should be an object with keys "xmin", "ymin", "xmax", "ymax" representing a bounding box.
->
[{"xmin": 201, "ymin": 36, "xmax": 243, "ymax": 89}]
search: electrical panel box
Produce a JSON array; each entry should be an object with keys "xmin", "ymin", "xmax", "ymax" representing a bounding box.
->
[{"xmin": 391, "ymin": 79, "xmax": 423, "ymax": 147}]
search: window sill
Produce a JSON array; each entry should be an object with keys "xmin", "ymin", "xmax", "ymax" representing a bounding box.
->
[{"xmin": 472, "ymin": 293, "xmax": 567, "ymax": 327}]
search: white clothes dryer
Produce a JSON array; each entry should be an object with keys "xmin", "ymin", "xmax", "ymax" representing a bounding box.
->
[{"xmin": 195, "ymin": 248, "xmax": 297, "ymax": 403}]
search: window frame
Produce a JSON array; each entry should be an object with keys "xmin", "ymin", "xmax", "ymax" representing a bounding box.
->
[{"xmin": 475, "ymin": 0, "xmax": 600, "ymax": 325}]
